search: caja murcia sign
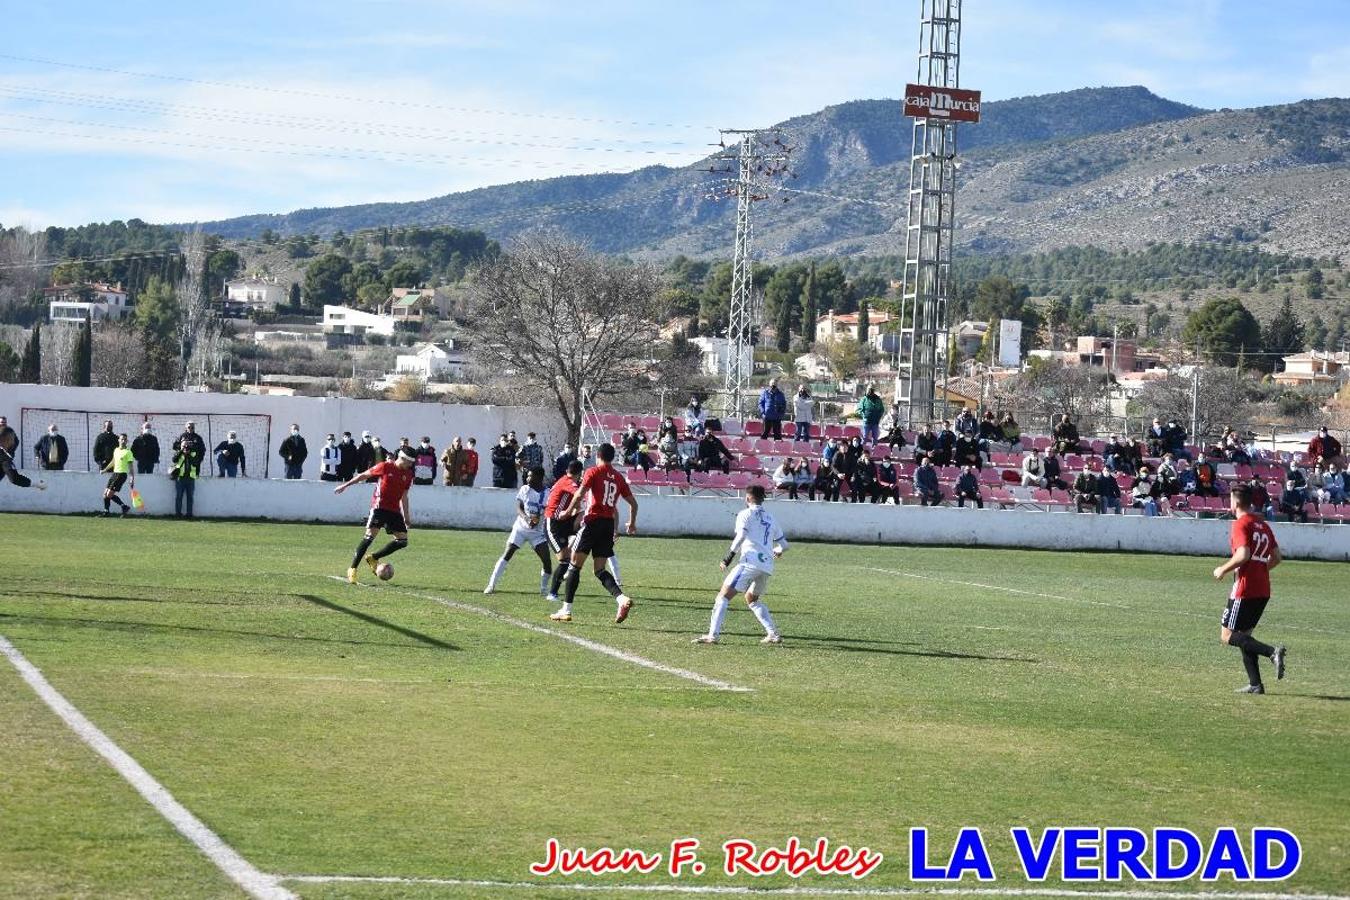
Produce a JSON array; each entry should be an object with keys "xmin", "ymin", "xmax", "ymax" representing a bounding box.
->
[{"xmin": 904, "ymin": 84, "xmax": 982, "ymax": 123}]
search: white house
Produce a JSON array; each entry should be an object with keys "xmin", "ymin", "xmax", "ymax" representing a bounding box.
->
[
  {"xmin": 45, "ymin": 281, "xmax": 129, "ymax": 324},
  {"xmin": 225, "ymin": 277, "xmax": 287, "ymax": 312},
  {"xmin": 1273, "ymin": 351, "xmax": 1349, "ymax": 387},
  {"xmin": 323, "ymin": 305, "xmax": 395, "ymax": 338},
  {"xmin": 395, "ymin": 341, "xmax": 466, "ymax": 379},
  {"xmin": 691, "ymin": 336, "xmax": 753, "ymax": 377},
  {"xmin": 815, "ymin": 308, "xmax": 896, "ymax": 343}
]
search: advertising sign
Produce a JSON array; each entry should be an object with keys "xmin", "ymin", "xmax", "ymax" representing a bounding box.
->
[
  {"xmin": 998, "ymin": 318, "xmax": 1022, "ymax": 368},
  {"xmin": 903, "ymin": 84, "xmax": 982, "ymax": 123}
]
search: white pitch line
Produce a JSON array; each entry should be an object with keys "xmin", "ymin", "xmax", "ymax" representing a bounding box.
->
[
  {"xmin": 324, "ymin": 576, "xmax": 753, "ymax": 693},
  {"xmin": 280, "ymin": 873, "xmax": 1350, "ymax": 900},
  {"xmin": 0, "ymin": 635, "xmax": 294, "ymax": 900}
]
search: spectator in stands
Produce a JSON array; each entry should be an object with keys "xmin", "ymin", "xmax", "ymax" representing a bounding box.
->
[
  {"xmin": 319, "ymin": 433, "xmax": 342, "ymax": 482},
  {"xmin": 1248, "ymin": 476, "xmax": 1274, "ymax": 519},
  {"xmin": 635, "ymin": 430, "xmax": 655, "ymax": 472},
  {"xmin": 621, "ymin": 422, "xmax": 641, "ymax": 465},
  {"xmin": 441, "ymin": 437, "xmax": 466, "ymax": 486},
  {"xmin": 656, "ymin": 430, "xmax": 682, "ymax": 474},
  {"xmin": 1072, "ymin": 469, "xmax": 1099, "ymax": 514},
  {"xmin": 684, "ymin": 397, "xmax": 707, "ymax": 436},
  {"xmin": 517, "ymin": 431, "xmax": 545, "ymax": 477},
  {"xmin": 1053, "ymin": 414, "xmax": 1083, "ymax": 456},
  {"xmin": 337, "ymin": 432, "xmax": 358, "ymax": 481},
  {"xmin": 506, "ymin": 431, "xmax": 520, "ymax": 455},
  {"xmin": 279, "ymin": 424, "xmax": 307, "ymax": 479},
  {"xmin": 772, "ymin": 457, "xmax": 797, "ymax": 498},
  {"xmin": 355, "ymin": 431, "xmax": 377, "ymax": 472},
  {"xmin": 822, "ymin": 435, "xmax": 842, "ymax": 466},
  {"xmin": 1163, "ymin": 420, "xmax": 1192, "ymax": 461},
  {"xmin": 1281, "ymin": 464, "xmax": 1309, "ymax": 523},
  {"xmin": 1043, "ymin": 449, "xmax": 1069, "ymax": 492},
  {"xmin": 1146, "ymin": 418, "xmax": 1168, "ymax": 457},
  {"xmin": 1320, "ymin": 463, "xmax": 1346, "ymax": 503},
  {"xmin": 553, "ymin": 442, "xmax": 578, "ymax": 481},
  {"xmin": 462, "ymin": 437, "xmax": 480, "ymax": 486},
  {"xmin": 954, "ymin": 431, "xmax": 982, "ymax": 470},
  {"xmin": 696, "ymin": 431, "xmax": 734, "ymax": 475},
  {"xmin": 397, "ymin": 436, "xmax": 414, "ymax": 461},
  {"xmin": 913, "ymin": 424, "xmax": 936, "ymax": 464},
  {"xmin": 92, "ymin": 420, "xmax": 117, "ymax": 472},
  {"xmin": 491, "ymin": 434, "xmax": 518, "ymax": 489},
  {"xmin": 677, "ymin": 431, "xmax": 699, "ymax": 473},
  {"xmin": 131, "ymin": 422, "xmax": 160, "ymax": 475},
  {"xmin": 758, "ymin": 378, "xmax": 787, "ymax": 441},
  {"xmin": 1103, "ymin": 435, "xmax": 1131, "ymax": 476},
  {"xmin": 979, "ymin": 411, "xmax": 1004, "ymax": 446},
  {"xmin": 1157, "ymin": 453, "xmax": 1182, "ymax": 497},
  {"xmin": 794, "ymin": 385, "xmax": 815, "ymax": 443},
  {"xmin": 794, "ymin": 458, "xmax": 816, "ymax": 500},
  {"xmin": 914, "ymin": 457, "xmax": 943, "ymax": 507},
  {"xmin": 814, "ymin": 458, "xmax": 841, "ymax": 502},
  {"xmin": 1221, "ymin": 427, "xmax": 1252, "ymax": 465},
  {"xmin": 1192, "ymin": 458, "xmax": 1221, "ymax": 498},
  {"xmin": 956, "ymin": 465, "xmax": 983, "ymax": 509},
  {"xmin": 933, "ymin": 420, "xmax": 956, "ymax": 467},
  {"xmin": 875, "ymin": 456, "xmax": 900, "ymax": 505},
  {"xmin": 1308, "ymin": 426, "xmax": 1343, "ymax": 468},
  {"xmin": 177, "ymin": 422, "xmax": 207, "ymax": 472},
  {"xmin": 849, "ymin": 449, "xmax": 878, "ymax": 503},
  {"xmin": 857, "ymin": 384, "xmax": 885, "ymax": 444},
  {"xmin": 884, "ymin": 418, "xmax": 908, "ymax": 455},
  {"xmin": 34, "ymin": 424, "xmax": 69, "ymax": 471},
  {"xmin": 831, "ymin": 439, "xmax": 854, "ymax": 490},
  {"xmin": 414, "ymin": 436, "xmax": 437, "ymax": 486},
  {"xmin": 1131, "ymin": 467, "xmax": 1163, "ymax": 517},
  {"xmin": 843, "ymin": 436, "xmax": 864, "ymax": 476},
  {"xmin": 658, "ymin": 416, "xmax": 679, "ymax": 442},
  {"xmin": 170, "ymin": 438, "xmax": 199, "ymax": 518},
  {"xmin": 1021, "ymin": 448, "xmax": 1045, "ymax": 487},
  {"xmin": 1097, "ymin": 468, "xmax": 1123, "ymax": 514},
  {"xmin": 998, "ymin": 412, "xmax": 1022, "ymax": 449},
  {"xmin": 954, "ymin": 407, "xmax": 978, "ymax": 438},
  {"xmin": 214, "ymin": 430, "xmax": 247, "ymax": 478},
  {"xmin": 579, "ymin": 443, "xmax": 595, "ymax": 470}
]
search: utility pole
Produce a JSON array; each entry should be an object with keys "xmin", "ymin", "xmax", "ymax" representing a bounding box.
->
[{"xmin": 707, "ymin": 129, "xmax": 793, "ymax": 419}]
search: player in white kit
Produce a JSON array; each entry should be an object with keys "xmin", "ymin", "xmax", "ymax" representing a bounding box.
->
[
  {"xmin": 694, "ymin": 484, "xmax": 785, "ymax": 644},
  {"xmin": 485, "ymin": 466, "xmax": 554, "ymax": 596}
]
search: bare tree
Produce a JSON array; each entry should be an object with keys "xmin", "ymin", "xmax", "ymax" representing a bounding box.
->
[
  {"xmin": 0, "ymin": 227, "xmax": 48, "ymax": 311},
  {"xmin": 176, "ymin": 227, "xmax": 218, "ymax": 389},
  {"xmin": 467, "ymin": 234, "xmax": 666, "ymax": 443},
  {"xmin": 40, "ymin": 322, "xmax": 79, "ymax": 386},
  {"xmin": 93, "ymin": 323, "xmax": 149, "ymax": 388},
  {"xmin": 1133, "ymin": 366, "xmax": 1257, "ymax": 442},
  {"xmin": 996, "ymin": 359, "xmax": 1112, "ymax": 434}
]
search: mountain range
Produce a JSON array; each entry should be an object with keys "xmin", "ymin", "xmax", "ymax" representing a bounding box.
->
[{"xmin": 191, "ymin": 86, "xmax": 1350, "ymax": 262}]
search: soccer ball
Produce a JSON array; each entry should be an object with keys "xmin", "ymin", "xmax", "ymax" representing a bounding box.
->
[{"xmin": 376, "ymin": 562, "xmax": 394, "ymax": 581}]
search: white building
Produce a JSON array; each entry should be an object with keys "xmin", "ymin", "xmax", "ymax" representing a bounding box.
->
[
  {"xmin": 45, "ymin": 282, "xmax": 129, "ymax": 324},
  {"xmin": 323, "ymin": 305, "xmax": 395, "ymax": 338},
  {"xmin": 225, "ymin": 277, "xmax": 287, "ymax": 312},
  {"xmin": 395, "ymin": 341, "xmax": 467, "ymax": 379},
  {"xmin": 690, "ymin": 336, "xmax": 753, "ymax": 377}
]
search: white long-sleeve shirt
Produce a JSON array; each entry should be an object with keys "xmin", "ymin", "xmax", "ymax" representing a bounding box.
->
[{"xmin": 728, "ymin": 505, "xmax": 787, "ymax": 574}]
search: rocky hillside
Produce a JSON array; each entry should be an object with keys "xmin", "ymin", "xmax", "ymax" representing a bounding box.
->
[{"xmin": 188, "ymin": 88, "xmax": 1350, "ymax": 263}]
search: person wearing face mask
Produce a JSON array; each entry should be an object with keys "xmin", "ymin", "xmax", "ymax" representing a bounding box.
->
[
  {"xmin": 336, "ymin": 432, "xmax": 358, "ymax": 481},
  {"xmin": 552, "ymin": 441, "xmax": 578, "ymax": 482},
  {"xmin": 176, "ymin": 422, "xmax": 207, "ymax": 471},
  {"xmin": 462, "ymin": 437, "xmax": 479, "ymax": 486},
  {"xmin": 516, "ymin": 431, "xmax": 544, "ymax": 478},
  {"xmin": 441, "ymin": 436, "xmax": 468, "ymax": 486},
  {"xmin": 320, "ymin": 433, "xmax": 343, "ymax": 482},
  {"xmin": 491, "ymin": 433, "xmax": 518, "ymax": 489},
  {"xmin": 34, "ymin": 423, "xmax": 69, "ymax": 471},
  {"xmin": 413, "ymin": 435, "xmax": 437, "ymax": 486},
  {"xmin": 363, "ymin": 437, "xmax": 388, "ymax": 483},
  {"xmin": 92, "ymin": 420, "xmax": 118, "ymax": 472},
  {"xmin": 355, "ymin": 431, "xmax": 377, "ymax": 472},
  {"xmin": 279, "ymin": 423, "xmax": 308, "ymax": 479},
  {"xmin": 214, "ymin": 430, "xmax": 248, "ymax": 478},
  {"xmin": 131, "ymin": 422, "xmax": 160, "ymax": 474}
]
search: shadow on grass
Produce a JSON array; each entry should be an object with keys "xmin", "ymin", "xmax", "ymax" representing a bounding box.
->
[
  {"xmin": 640, "ymin": 627, "xmax": 1032, "ymax": 662},
  {"xmin": 1302, "ymin": 694, "xmax": 1350, "ymax": 702},
  {"xmin": 295, "ymin": 594, "xmax": 460, "ymax": 652},
  {"xmin": 6, "ymin": 589, "xmax": 242, "ymax": 607}
]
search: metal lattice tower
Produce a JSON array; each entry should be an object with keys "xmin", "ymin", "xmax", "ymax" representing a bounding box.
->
[
  {"xmin": 895, "ymin": 0, "xmax": 963, "ymax": 428},
  {"xmin": 708, "ymin": 129, "xmax": 792, "ymax": 419}
]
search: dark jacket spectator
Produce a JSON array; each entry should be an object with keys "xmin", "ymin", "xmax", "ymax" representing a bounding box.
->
[
  {"xmin": 1146, "ymin": 419, "xmax": 1168, "ymax": 457},
  {"xmin": 177, "ymin": 426, "xmax": 207, "ymax": 469},
  {"xmin": 914, "ymin": 460, "xmax": 943, "ymax": 506},
  {"xmin": 131, "ymin": 426, "xmax": 161, "ymax": 474},
  {"xmin": 92, "ymin": 422, "xmax": 118, "ymax": 471},
  {"xmin": 1097, "ymin": 470, "xmax": 1122, "ymax": 513},
  {"xmin": 758, "ymin": 383, "xmax": 787, "ymax": 421},
  {"xmin": 857, "ymin": 389, "xmax": 885, "ymax": 442},
  {"xmin": 998, "ymin": 413, "xmax": 1022, "ymax": 447},
  {"xmin": 214, "ymin": 436, "xmax": 247, "ymax": 476},
  {"xmin": 978, "ymin": 412, "xmax": 1003, "ymax": 443},
  {"xmin": 953, "ymin": 408, "xmax": 978, "ymax": 437},
  {"xmin": 516, "ymin": 434, "xmax": 545, "ymax": 474},
  {"xmin": 955, "ymin": 467, "xmax": 982, "ymax": 509},
  {"xmin": 954, "ymin": 434, "xmax": 982, "ymax": 469},
  {"xmin": 933, "ymin": 424, "xmax": 956, "ymax": 467},
  {"xmin": 696, "ymin": 433, "xmax": 734, "ymax": 474},
  {"xmin": 814, "ymin": 461, "xmax": 841, "ymax": 502},
  {"xmin": 34, "ymin": 428, "xmax": 69, "ymax": 470},
  {"xmin": 849, "ymin": 454, "xmax": 877, "ymax": 503},
  {"xmin": 279, "ymin": 429, "xmax": 308, "ymax": 479},
  {"xmin": 1072, "ymin": 471, "xmax": 1099, "ymax": 513},
  {"xmin": 875, "ymin": 460, "xmax": 900, "ymax": 504},
  {"xmin": 1053, "ymin": 415, "xmax": 1082, "ymax": 456},
  {"xmin": 553, "ymin": 445, "xmax": 578, "ymax": 481},
  {"xmin": 490, "ymin": 438, "xmax": 518, "ymax": 488},
  {"xmin": 337, "ymin": 434, "xmax": 359, "ymax": 480},
  {"xmin": 884, "ymin": 423, "xmax": 908, "ymax": 452},
  {"xmin": 1043, "ymin": 452, "xmax": 1068, "ymax": 491},
  {"xmin": 914, "ymin": 427, "xmax": 936, "ymax": 464},
  {"xmin": 1308, "ymin": 427, "xmax": 1343, "ymax": 467},
  {"xmin": 1192, "ymin": 460, "xmax": 1220, "ymax": 497}
]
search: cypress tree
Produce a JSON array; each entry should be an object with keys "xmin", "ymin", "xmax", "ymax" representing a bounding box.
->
[
  {"xmin": 858, "ymin": 301, "xmax": 870, "ymax": 344},
  {"xmin": 19, "ymin": 321, "xmax": 41, "ymax": 383},
  {"xmin": 72, "ymin": 313, "xmax": 93, "ymax": 386}
]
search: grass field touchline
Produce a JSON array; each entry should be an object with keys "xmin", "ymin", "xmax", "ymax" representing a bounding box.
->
[
  {"xmin": 278, "ymin": 873, "xmax": 1350, "ymax": 899},
  {"xmin": 0, "ymin": 634, "xmax": 296, "ymax": 900},
  {"xmin": 325, "ymin": 576, "xmax": 755, "ymax": 693}
]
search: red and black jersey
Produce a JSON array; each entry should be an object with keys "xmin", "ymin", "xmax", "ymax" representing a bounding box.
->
[
  {"xmin": 577, "ymin": 464, "xmax": 632, "ymax": 524},
  {"xmin": 1230, "ymin": 513, "xmax": 1276, "ymax": 599},
  {"xmin": 368, "ymin": 461, "xmax": 414, "ymax": 512},
  {"xmin": 545, "ymin": 476, "xmax": 580, "ymax": 520}
]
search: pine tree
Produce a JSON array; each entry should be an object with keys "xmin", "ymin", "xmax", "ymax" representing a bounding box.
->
[
  {"xmin": 1262, "ymin": 293, "xmax": 1306, "ymax": 371},
  {"xmin": 19, "ymin": 321, "xmax": 41, "ymax": 383},
  {"xmin": 72, "ymin": 313, "xmax": 92, "ymax": 387},
  {"xmin": 1308, "ymin": 313, "xmax": 1328, "ymax": 351}
]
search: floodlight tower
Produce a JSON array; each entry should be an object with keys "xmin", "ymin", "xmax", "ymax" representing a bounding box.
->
[
  {"xmin": 709, "ymin": 129, "xmax": 792, "ymax": 419},
  {"xmin": 895, "ymin": 0, "xmax": 980, "ymax": 427}
]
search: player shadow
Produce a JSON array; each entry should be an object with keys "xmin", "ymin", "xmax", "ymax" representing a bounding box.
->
[
  {"xmin": 715, "ymin": 631, "xmax": 1034, "ymax": 662},
  {"xmin": 1302, "ymin": 694, "xmax": 1350, "ymax": 702},
  {"xmin": 0, "ymin": 611, "xmax": 447, "ymax": 652},
  {"xmin": 633, "ymin": 595, "xmax": 818, "ymax": 616},
  {"xmin": 295, "ymin": 594, "xmax": 460, "ymax": 652},
  {"xmin": 7, "ymin": 589, "xmax": 241, "ymax": 607},
  {"xmin": 638, "ymin": 626, "xmax": 915, "ymax": 647}
]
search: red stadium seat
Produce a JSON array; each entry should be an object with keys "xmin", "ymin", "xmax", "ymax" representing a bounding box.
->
[
  {"xmin": 783, "ymin": 422, "xmax": 796, "ymax": 437},
  {"xmin": 842, "ymin": 425, "xmax": 862, "ymax": 439},
  {"xmin": 744, "ymin": 420, "xmax": 763, "ymax": 437}
]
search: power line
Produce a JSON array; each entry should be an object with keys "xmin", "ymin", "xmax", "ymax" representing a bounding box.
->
[{"xmin": 0, "ymin": 53, "xmax": 711, "ymax": 131}]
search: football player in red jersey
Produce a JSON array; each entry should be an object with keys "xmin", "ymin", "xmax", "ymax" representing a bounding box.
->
[
  {"xmin": 550, "ymin": 443, "xmax": 638, "ymax": 623},
  {"xmin": 335, "ymin": 447, "xmax": 416, "ymax": 584},
  {"xmin": 1213, "ymin": 484, "xmax": 1287, "ymax": 694}
]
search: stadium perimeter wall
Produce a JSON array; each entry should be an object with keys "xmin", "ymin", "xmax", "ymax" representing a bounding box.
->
[{"xmin": 2, "ymin": 471, "xmax": 1346, "ymax": 562}]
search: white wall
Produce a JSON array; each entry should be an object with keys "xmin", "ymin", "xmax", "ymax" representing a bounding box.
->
[
  {"xmin": 2, "ymin": 470, "xmax": 1345, "ymax": 562},
  {"xmin": 2, "ymin": 384, "xmax": 565, "ymax": 477}
]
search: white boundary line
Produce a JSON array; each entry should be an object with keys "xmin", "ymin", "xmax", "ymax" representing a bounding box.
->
[
  {"xmin": 280, "ymin": 873, "xmax": 1350, "ymax": 899},
  {"xmin": 325, "ymin": 576, "xmax": 753, "ymax": 693},
  {"xmin": 0, "ymin": 634, "xmax": 295, "ymax": 900}
]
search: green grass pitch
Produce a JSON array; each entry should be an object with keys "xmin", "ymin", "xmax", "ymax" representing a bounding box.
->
[{"xmin": 0, "ymin": 512, "xmax": 1346, "ymax": 899}]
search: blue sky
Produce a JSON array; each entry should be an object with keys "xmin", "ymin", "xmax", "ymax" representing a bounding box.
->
[{"xmin": 2, "ymin": 0, "xmax": 1348, "ymax": 228}]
